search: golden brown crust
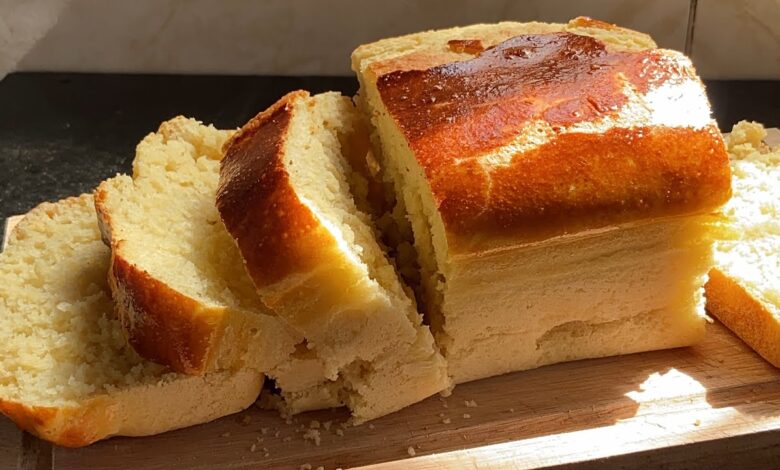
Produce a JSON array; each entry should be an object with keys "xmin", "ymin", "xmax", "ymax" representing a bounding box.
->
[
  {"xmin": 94, "ymin": 189, "xmax": 221, "ymax": 375},
  {"xmin": 216, "ymin": 91, "xmax": 338, "ymax": 290},
  {"xmin": 0, "ymin": 399, "xmax": 106, "ymax": 447},
  {"xmin": 373, "ymin": 32, "xmax": 731, "ymax": 252},
  {"xmin": 109, "ymin": 247, "xmax": 221, "ymax": 375},
  {"xmin": 706, "ymin": 268, "xmax": 780, "ymax": 368}
]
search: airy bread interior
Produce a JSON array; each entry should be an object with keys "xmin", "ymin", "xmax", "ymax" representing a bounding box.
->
[
  {"xmin": 717, "ymin": 122, "xmax": 780, "ymax": 315},
  {"xmin": 705, "ymin": 121, "xmax": 780, "ymax": 367},
  {"xmin": 0, "ymin": 195, "xmax": 166, "ymax": 407},
  {"xmin": 99, "ymin": 119, "xmax": 264, "ymax": 314}
]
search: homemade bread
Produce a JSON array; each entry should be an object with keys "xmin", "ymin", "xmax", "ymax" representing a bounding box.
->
[
  {"xmin": 706, "ymin": 121, "xmax": 780, "ymax": 367},
  {"xmin": 0, "ymin": 195, "xmax": 263, "ymax": 446},
  {"xmin": 217, "ymin": 91, "xmax": 450, "ymax": 422},
  {"xmin": 353, "ymin": 17, "xmax": 732, "ymax": 383},
  {"xmin": 95, "ymin": 117, "xmax": 300, "ymax": 375}
]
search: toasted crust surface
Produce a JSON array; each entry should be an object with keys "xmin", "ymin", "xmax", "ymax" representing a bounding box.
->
[
  {"xmin": 360, "ymin": 24, "xmax": 731, "ymax": 253},
  {"xmin": 217, "ymin": 91, "xmax": 333, "ymax": 288},
  {"xmin": 706, "ymin": 269, "xmax": 780, "ymax": 367},
  {"xmin": 107, "ymin": 247, "xmax": 220, "ymax": 374}
]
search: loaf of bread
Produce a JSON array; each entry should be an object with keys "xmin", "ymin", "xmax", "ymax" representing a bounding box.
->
[
  {"xmin": 0, "ymin": 195, "xmax": 264, "ymax": 446},
  {"xmin": 706, "ymin": 121, "xmax": 780, "ymax": 367},
  {"xmin": 352, "ymin": 17, "xmax": 732, "ymax": 383},
  {"xmin": 217, "ymin": 91, "xmax": 449, "ymax": 422}
]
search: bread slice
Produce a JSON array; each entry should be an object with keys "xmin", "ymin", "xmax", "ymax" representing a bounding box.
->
[
  {"xmin": 95, "ymin": 117, "xmax": 300, "ymax": 376},
  {"xmin": 217, "ymin": 91, "xmax": 450, "ymax": 422},
  {"xmin": 353, "ymin": 17, "xmax": 732, "ymax": 383},
  {"xmin": 0, "ymin": 195, "xmax": 263, "ymax": 447},
  {"xmin": 706, "ymin": 121, "xmax": 780, "ymax": 367}
]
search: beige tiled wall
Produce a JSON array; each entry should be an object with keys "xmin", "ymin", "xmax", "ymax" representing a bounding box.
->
[
  {"xmin": 692, "ymin": 0, "xmax": 780, "ymax": 79},
  {"xmin": 14, "ymin": 0, "xmax": 689, "ymax": 76},
  {"xmin": 6, "ymin": 0, "xmax": 778, "ymax": 78}
]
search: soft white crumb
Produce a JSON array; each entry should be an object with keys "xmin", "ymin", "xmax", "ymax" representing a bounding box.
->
[
  {"xmin": 463, "ymin": 413, "xmax": 471, "ymax": 419},
  {"xmin": 368, "ymin": 423, "xmax": 375, "ymax": 430},
  {"xmin": 323, "ymin": 421, "xmax": 332, "ymax": 431},
  {"xmin": 442, "ymin": 418, "xmax": 451, "ymax": 424},
  {"xmin": 407, "ymin": 446, "xmax": 416, "ymax": 457},
  {"xmin": 464, "ymin": 400, "xmax": 477, "ymax": 408},
  {"xmin": 249, "ymin": 443, "xmax": 257, "ymax": 453}
]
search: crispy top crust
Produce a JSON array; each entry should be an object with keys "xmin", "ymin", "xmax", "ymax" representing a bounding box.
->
[
  {"xmin": 217, "ymin": 91, "xmax": 337, "ymax": 288},
  {"xmin": 369, "ymin": 30, "xmax": 731, "ymax": 252}
]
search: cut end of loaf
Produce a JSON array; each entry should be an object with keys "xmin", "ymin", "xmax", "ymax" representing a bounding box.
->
[{"xmin": 706, "ymin": 121, "xmax": 780, "ymax": 368}]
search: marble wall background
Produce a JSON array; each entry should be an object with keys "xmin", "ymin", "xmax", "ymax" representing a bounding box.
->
[{"xmin": 2, "ymin": 0, "xmax": 779, "ymax": 79}]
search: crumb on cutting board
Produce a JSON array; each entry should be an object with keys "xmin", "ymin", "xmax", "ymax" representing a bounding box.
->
[
  {"xmin": 303, "ymin": 429, "xmax": 322, "ymax": 446},
  {"xmin": 407, "ymin": 446, "xmax": 416, "ymax": 457}
]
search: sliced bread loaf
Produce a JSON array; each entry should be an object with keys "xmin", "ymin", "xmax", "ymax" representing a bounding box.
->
[
  {"xmin": 95, "ymin": 117, "xmax": 300, "ymax": 375},
  {"xmin": 217, "ymin": 91, "xmax": 450, "ymax": 422},
  {"xmin": 706, "ymin": 121, "xmax": 780, "ymax": 367},
  {"xmin": 353, "ymin": 17, "xmax": 731, "ymax": 383},
  {"xmin": 0, "ymin": 195, "xmax": 264, "ymax": 446}
]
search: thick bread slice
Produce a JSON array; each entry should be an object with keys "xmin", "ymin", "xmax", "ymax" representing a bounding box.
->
[
  {"xmin": 706, "ymin": 122, "xmax": 780, "ymax": 367},
  {"xmin": 353, "ymin": 18, "xmax": 730, "ymax": 383},
  {"xmin": 0, "ymin": 195, "xmax": 263, "ymax": 447},
  {"xmin": 217, "ymin": 91, "xmax": 450, "ymax": 422},
  {"xmin": 95, "ymin": 117, "xmax": 300, "ymax": 375}
]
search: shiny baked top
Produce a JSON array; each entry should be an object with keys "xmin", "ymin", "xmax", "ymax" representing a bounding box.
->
[{"xmin": 371, "ymin": 31, "xmax": 731, "ymax": 252}]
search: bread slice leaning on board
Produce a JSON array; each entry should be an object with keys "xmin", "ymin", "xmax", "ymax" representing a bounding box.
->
[
  {"xmin": 216, "ymin": 90, "xmax": 450, "ymax": 422},
  {"xmin": 706, "ymin": 121, "xmax": 780, "ymax": 367},
  {"xmin": 352, "ymin": 16, "xmax": 731, "ymax": 383},
  {"xmin": 0, "ymin": 195, "xmax": 264, "ymax": 447}
]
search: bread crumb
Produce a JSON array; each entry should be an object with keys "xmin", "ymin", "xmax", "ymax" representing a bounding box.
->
[
  {"xmin": 285, "ymin": 417, "xmax": 293, "ymax": 425},
  {"xmin": 221, "ymin": 432, "xmax": 231, "ymax": 437},
  {"xmin": 249, "ymin": 443, "xmax": 257, "ymax": 452},
  {"xmin": 442, "ymin": 418, "xmax": 451, "ymax": 424},
  {"xmin": 323, "ymin": 420, "xmax": 332, "ymax": 431},
  {"xmin": 255, "ymin": 436, "xmax": 264, "ymax": 443},
  {"xmin": 407, "ymin": 446, "xmax": 416, "ymax": 457},
  {"xmin": 240, "ymin": 415, "xmax": 252, "ymax": 425},
  {"xmin": 261, "ymin": 427, "xmax": 269, "ymax": 435},
  {"xmin": 283, "ymin": 436, "xmax": 292, "ymax": 442},
  {"xmin": 303, "ymin": 429, "xmax": 322, "ymax": 446},
  {"xmin": 264, "ymin": 452, "xmax": 270, "ymax": 458},
  {"xmin": 463, "ymin": 413, "xmax": 471, "ymax": 419},
  {"xmin": 368, "ymin": 423, "xmax": 375, "ymax": 430},
  {"xmin": 274, "ymin": 430, "xmax": 281, "ymax": 438},
  {"xmin": 316, "ymin": 467, "xmax": 325, "ymax": 470},
  {"xmin": 464, "ymin": 400, "xmax": 477, "ymax": 408},
  {"xmin": 509, "ymin": 408, "xmax": 515, "ymax": 413},
  {"xmin": 309, "ymin": 420, "xmax": 321, "ymax": 429},
  {"xmin": 336, "ymin": 429, "xmax": 345, "ymax": 437},
  {"xmin": 300, "ymin": 465, "xmax": 312, "ymax": 470}
]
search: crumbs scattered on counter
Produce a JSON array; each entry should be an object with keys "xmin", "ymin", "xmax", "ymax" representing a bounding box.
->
[
  {"xmin": 303, "ymin": 429, "xmax": 322, "ymax": 446},
  {"xmin": 407, "ymin": 446, "xmax": 416, "ymax": 457},
  {"xmin": 463, "ymin": 413, "xmax": 471, "ymax": 419},
  {"xmin": 464, "ymin": 400, "xmax": 478, "ymax": 408}
]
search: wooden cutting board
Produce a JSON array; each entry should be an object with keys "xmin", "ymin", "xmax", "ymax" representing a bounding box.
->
[{"xmin": 3, "ymin": 129, "xmax": 780, "ymax": 470}]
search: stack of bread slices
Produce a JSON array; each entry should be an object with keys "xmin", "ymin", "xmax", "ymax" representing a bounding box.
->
[{"xmin": 1, "ymin": 17, "xmax": 776, "ymax": 447}]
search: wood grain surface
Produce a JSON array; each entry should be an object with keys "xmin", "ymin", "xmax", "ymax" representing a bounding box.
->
[
  {"xmin": 2, "ymin": 130, "xmax": 780, "ymax": 469},
  {"xmin": 47, "ymin": 321, "xmax": 780, "ymax": 470}
]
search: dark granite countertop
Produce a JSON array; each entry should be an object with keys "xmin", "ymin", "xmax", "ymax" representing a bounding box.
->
[{"xmin": 1, "ymin": 73, "xmax": 778, "ymax": 220}]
